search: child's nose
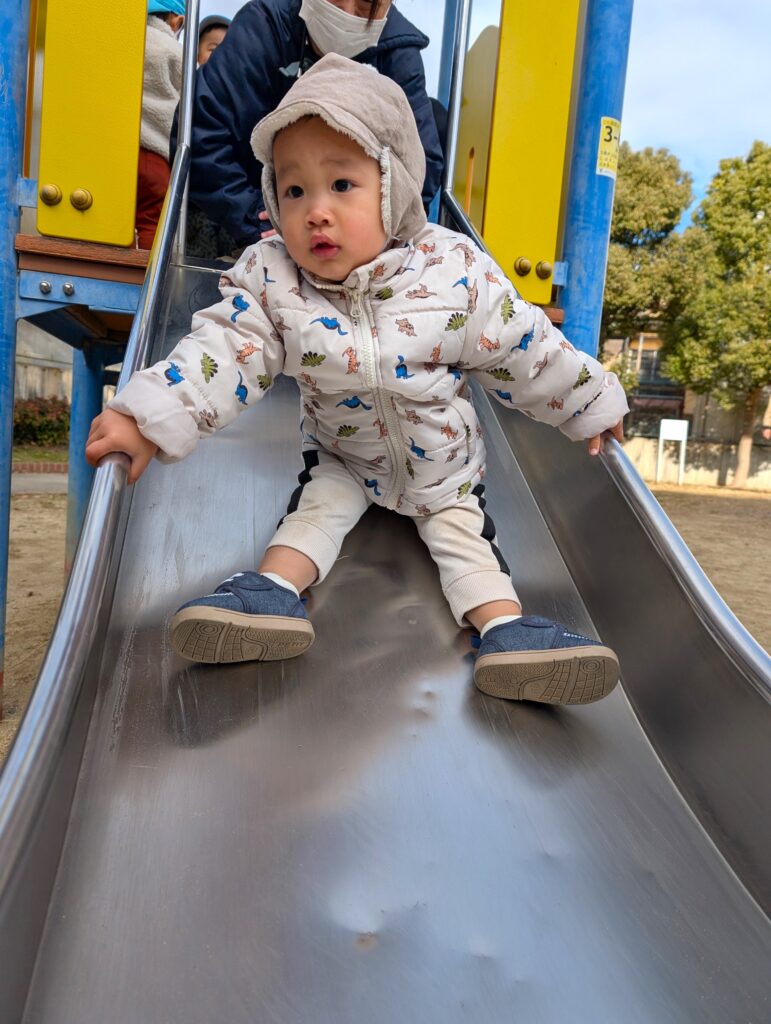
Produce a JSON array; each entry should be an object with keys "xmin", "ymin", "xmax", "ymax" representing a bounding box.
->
[{"xmin": 306, "ymin": 201, "xmax": 333, "ymax": 227}]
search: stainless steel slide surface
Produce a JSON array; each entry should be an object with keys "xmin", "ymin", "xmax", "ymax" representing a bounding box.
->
[{"xmin": 9, "ymin": 266, "xmax": 770, "ymax": 1022}]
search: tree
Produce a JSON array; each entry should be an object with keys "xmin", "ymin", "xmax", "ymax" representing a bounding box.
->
[
  {"xmin": 661, "ymin": 141, "xmax": 771, "ymax": 488},
  {"xmin": 601, "ymin": 143, "xmax": 693, "ymax": 345}
]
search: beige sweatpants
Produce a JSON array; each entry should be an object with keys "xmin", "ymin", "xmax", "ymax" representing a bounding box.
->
[{"xmin": 266, "ymin": 452, "xmax": 519, "ymax": 625}]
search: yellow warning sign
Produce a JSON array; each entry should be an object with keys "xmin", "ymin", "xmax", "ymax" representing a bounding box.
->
[{"xmin": 597, "ymin": 117, "xmax": 621, "ymax": 179}]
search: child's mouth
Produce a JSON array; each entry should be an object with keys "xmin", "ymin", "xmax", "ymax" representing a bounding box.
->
[{"xmin": 311, "ymin": 236, "xmax": 340, "ymax": 259}]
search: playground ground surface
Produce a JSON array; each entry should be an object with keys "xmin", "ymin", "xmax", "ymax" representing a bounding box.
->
[{"xmin": 1, "ymin": 483, "xmax": 769, "ymax": 764}]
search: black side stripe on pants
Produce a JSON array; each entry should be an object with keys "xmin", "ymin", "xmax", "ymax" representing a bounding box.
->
[
  {"xmin": 472, "ymin": 484, "xmax": 511, "ymax": 576},
  {"xmin": 277, "ymin": 450, "xmax": 321, "ymax": 527}
]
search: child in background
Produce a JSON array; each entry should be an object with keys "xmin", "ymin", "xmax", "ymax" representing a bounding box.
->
[
  {"xmin": 136, "ymin": 0, "xmax": 185, "ymax": 250},
  {"xmin": 88, "ymin": 55, "xmax": 628, "ymax": 706},
  {"xmin": 197, "ymin": 14, "xmax": 231, "ymax": 66}
]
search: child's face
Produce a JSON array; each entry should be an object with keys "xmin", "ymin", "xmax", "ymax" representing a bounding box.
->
[
  {"xmin": 273, "ymin": 117, "xmax": 387, "ymax": 282},
  {"xmin": 197, "ymin": 26, "xmax": 227, "ymax": 65}
]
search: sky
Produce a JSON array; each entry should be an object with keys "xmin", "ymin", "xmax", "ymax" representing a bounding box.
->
[{"xmin": 201, "ymin": 0, "xmax": 771, "ymax": 220}]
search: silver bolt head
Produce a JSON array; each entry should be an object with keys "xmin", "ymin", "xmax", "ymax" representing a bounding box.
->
[
  {"xmin": 39, "ymin": 280, "xmax": 52, "ymax": 294},
  {"xmin": 63, "ymin": 282, "xmax": 75, "ymax": 296}
]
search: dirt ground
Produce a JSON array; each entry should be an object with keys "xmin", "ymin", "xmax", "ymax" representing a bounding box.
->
[
  {"xmin": 1, "ymin": 484, "xmax": 769, "ymax": 764},
  {"xmin": 1, "ymin": 494, "xmax": 67, "ymax": 764},
  {"xmin": 650, "ymin": 484, "xmax": 771, "ymax": 652}
]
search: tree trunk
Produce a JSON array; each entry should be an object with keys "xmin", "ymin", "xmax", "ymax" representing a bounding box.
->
[{"xmin": 731, "ymin": 388, "xmax": 761, "ymax": 489}]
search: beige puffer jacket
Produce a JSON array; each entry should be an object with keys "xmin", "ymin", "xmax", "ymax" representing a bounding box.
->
[{"xmin": 110, "ymin": 225, "xmax": 627, "ymax": 515}]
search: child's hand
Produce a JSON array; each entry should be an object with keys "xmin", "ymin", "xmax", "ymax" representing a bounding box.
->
[
  {"xmin": 86, "ymin": 409, "xmax": 159, "ymax": 484},
  {"xmin": 258, "ymin": 210, "xmax": 277, "ymax": 239},
  {"xmin": 587, "ymin": 420, "xmax": 624, "ymax": 456}
]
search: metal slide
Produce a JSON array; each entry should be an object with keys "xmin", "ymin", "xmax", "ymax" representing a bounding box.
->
[{"xmin": 1, "ymin": 253, "xmax": 770, "ymax": 1022}]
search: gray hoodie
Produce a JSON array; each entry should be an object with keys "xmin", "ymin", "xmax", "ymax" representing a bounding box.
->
[{"xmin": 251, "ymin": 52, "xmax": 427, "ymax": 244}]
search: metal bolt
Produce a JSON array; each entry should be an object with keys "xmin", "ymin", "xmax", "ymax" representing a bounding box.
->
[
  {"xmin": 40, "ymin": 184, "xmax": 62, "ymax": 206},
  {"xmin": 39, "ymin": 280, "xmax": 52, "ymax": 294},
  {"xmin": 535, "ymin": 261, "xmax": 553, "ymax": 280},
  {"xmin": 63, "ymin": 282, "xmax": 75, "ymax": 297},
  {"xmin": 514, "ymin": 257, "xmax": 532, "ymax": 277},
  {"xmin": 70, "ymin": 188, "xmax": 93, "ymax": 211}
]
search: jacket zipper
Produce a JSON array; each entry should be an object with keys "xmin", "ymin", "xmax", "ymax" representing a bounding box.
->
[{"xmin": 349, "ymin": 288, "xmax": 405, "ymax": 508}]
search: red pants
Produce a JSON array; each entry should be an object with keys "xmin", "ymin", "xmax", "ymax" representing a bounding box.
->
[{"xmin": 135, "ymin": 148, "xmax": 170, "ymax": 250}]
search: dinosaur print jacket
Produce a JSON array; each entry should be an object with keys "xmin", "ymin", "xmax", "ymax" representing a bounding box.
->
[{"xmin": 110, "ymin": 224, "xmax": 629, "ymax": 517}]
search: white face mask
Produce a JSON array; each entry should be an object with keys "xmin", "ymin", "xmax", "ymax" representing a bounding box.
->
[{"xmin": 299, "ymin": 0, "xmax": 388, "ymax": 59}]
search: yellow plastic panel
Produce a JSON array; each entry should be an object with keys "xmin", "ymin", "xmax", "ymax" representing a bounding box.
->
[
  {"xmin": 452, "ymin": 23, "xmax": 501, "ymax": 229},
  {"xmin": 37, "ymin": 0, "xmax": 146, "ymax": 245},
  {"xmin": 483, "ymin": 0, "xmax": 581, "ymax": 303}
]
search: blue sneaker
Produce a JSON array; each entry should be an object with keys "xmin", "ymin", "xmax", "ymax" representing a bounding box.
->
[
  {"xmin": 473, "ymin": 616, "xmax": 619, "ymax": 704},
  {"xmin": 170, "ymin": 572, "xmax": 314, "ymax": 665}
]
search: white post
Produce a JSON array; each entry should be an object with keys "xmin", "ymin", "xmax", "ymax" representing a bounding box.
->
[{"xmin": 657, "ymin": 419, "xmax": 689, "ymax": 486}]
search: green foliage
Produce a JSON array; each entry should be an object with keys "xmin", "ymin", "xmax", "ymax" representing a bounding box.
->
[
  {"xmin": 12, "ymin": 445, "xmax": 68, "ymax": 463},
  {"xmin": 660, "ymin": 142, "xmax": 771, "ymax": 410},
  {"xmin": 602, "ymin": 144, "xmax": 693, "ymax": 343},
  {"xmin": 13, "ymin": 397, "xmax": 70, "ymax": 447},
  {"xmin": 337, "ymin": 424, "xmax": 359, "ymax": 437},
  {"xmin": 602, "ymin": 244, "xmax": 660, "ymax": 340},
  {"xmin": 611, "ymin": 143, "xmax": 693, "ymax": 248},
  {"xmin": 488, "ymin": 367, "xmax": 515, "ymax": 382},
  {"xmin": 375, "ymin": 287, "xmax": 394, "ymax": 300},
  {"xmin": 605, "ymin": 352, "xmax": 640, "ymax": 396},
  {"xmin": 661, "ymin": 263, "xmax": 771, "ymax": 407},
  {"xmin": 695, "ymin": 140, "xmax": 771, "ymax": 273},
  {"xmin": 256, "ymin": 374, "xmax": 272, "ymax": 391},
  {"xmin": 500, "ymin": 295, "xmax": 514, "ymax": 324},
  {"xmin": 572, "ymin": 365, "xmax": 591, "ymax": 389}
]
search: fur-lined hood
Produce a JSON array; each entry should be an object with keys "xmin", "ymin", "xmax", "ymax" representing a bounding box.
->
[{"xmin": 250, "ymin": 53, "xmax": 427, "ymax": 243}]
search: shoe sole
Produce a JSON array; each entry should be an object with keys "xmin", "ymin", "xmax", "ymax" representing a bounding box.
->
[
  {"xmin": 170, "ymin": 607, "xmax": 315, "ymax": 665},
  {"xmin": 474, "ymin": 645, "xmax": 619, "ymax": 705}
]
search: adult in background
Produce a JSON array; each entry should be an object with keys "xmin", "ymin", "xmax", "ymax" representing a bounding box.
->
[
  {"xmin": 197, "ymin": 14, "xmax": 231, "ymax": 65},
  {"xmin": 186, "ymin": 13, "xmax": 236, "ymax": 259},
  {"xmin": 179, "ymin": 0, "xmax": 442, "ymax": 248}
]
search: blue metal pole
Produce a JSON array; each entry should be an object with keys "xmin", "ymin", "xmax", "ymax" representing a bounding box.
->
[
  {"xmin": 0, "ymin": 0, "xmax": 32, "ymax": 710},
  {"xmin": 66, "ymin": 345, "xmax": 106, "ymax": 569},
  {"xmin": 560, "ymin": 0, "xmax": 634, "ymax": 355}
]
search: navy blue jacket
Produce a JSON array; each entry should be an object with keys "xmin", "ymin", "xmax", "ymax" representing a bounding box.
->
[{"xmin": 180, "ymin": 0, "xmax": 443, "ymax": 245}]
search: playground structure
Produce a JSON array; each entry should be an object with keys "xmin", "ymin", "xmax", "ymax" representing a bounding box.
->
[{"xmin": 0, "ymin": 1, "xmax": 770, "ymax": 1022}]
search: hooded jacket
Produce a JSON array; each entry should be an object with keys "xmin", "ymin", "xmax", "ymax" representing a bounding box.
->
[
  {"xmin": 113, "ymin": 55, "xmax": 628, "ymax": 518},
  {"xmin": 174, "ymin": 0, "xmax": 442, "ymax": 244}
]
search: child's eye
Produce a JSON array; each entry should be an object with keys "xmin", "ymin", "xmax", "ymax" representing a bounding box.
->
[
  {"xmin": 332, "ymin": 179, "xmax": 354, "ymax": 193},
  {"xmin": 286, "ymin": 185, "xmax": 304, "ymax": 199}
]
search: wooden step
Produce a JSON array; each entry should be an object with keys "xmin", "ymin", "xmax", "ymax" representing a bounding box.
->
[{"xmin": 15, "ymin": 234, "xmax": 150, "ymax": 285}]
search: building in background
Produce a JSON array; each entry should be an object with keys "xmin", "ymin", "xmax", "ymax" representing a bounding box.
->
[
  {"xmin": 605, "ymin": 332, "xmax": 771, "ymax": 489},
  {"xmin": 14, "ymin": 321, "xmax": 72, "ymax": 402}
]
